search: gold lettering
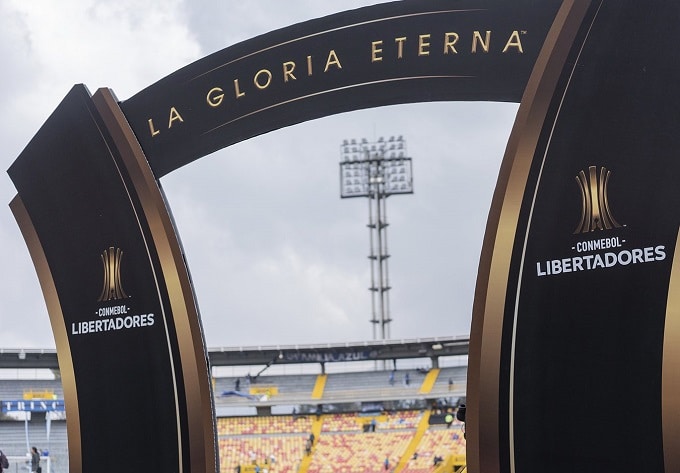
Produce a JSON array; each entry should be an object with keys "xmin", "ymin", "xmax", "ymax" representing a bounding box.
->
[
  {"xmin": 371, "ymin": 40, "xmax": 383, "ymax": 62},
  {"xmin": 206, "ymin": 87, "xmax": 224, "ymax": 107},
  {"xmin": 307, "ymin": 55, "xmax": 313, "ymax": 76},
  {"xmin": 502, "ymin": 30, "xmax": 524, "ymax": 53},
  {"xmin": 472, "ymin": 31, "xmax": 491, "ymax": 53},
  {"xmin": 234, "ymin": 79, "xmax": 245, "ymax": 98},
  {"xmin": 168, "ymin": 107, "xmax": 183, "ymax": 128},
  {"xmin": 283, "ymin": 61, "xmax": 296, "ymax": 82},
  {"xmin": 418, "ymin": 34, "xmax": 431, "ymax": 56},
  {"xmin": 254, "ymin": 69, "xmax": 272, "ymax": 89},
  {"xmin": 395, "ymin": 37, "xmax": 406, "ymax": 59},
  {"xmin": 324, "ymin": 50, "xmax": 342, "ymax": 72},
  {"xmin": 148, "ymin": 119, "xmax": 160, "ymax": 137},
  {"xmin": 444, "ymin": 32, "xmax": 459, "ymax": 54}
]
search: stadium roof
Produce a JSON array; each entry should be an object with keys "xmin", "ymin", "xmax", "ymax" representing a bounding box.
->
[{"xmin": 0, "ymin": 336, "xmax": 469, "ymax": 370}]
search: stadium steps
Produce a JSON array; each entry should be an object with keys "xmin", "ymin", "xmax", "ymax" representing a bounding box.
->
[
  {"xmin": 311, "ymin": 415, "xmax": 323, "ymax": 439},
  {"xmin": 394, "ymin": 410, "xmax": 431, "ymax": 473},
  {"xmin": 297, "ymin": 414, "xmax": 324, "ymax": 473},
  {"xmin": 311, "ymin": 374, "xmax": 327, "ymax": 399},
  {"xmin": 418, "ymin": 368, "xmax": 440, "ymax": 394}
]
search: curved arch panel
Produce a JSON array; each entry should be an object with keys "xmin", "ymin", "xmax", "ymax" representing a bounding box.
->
[{"xmin": 120, "ymin": 0, "xmax": 563, "ymax": 177}]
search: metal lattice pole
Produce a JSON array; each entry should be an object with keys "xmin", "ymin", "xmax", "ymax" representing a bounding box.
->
[{"xmin": 339, "ymin": 136, "xmax": 413, "ymax": 341}]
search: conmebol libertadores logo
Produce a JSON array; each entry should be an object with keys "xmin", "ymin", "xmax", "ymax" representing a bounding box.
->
[
  {"xmin": 535, "ymin": 165, "xmax": 666, "ymax": 277},
  {"xmin": 70, "ymin": 247, "xmax": 155, "ymax": 336},
  {"xmin": 97, "ymin": 246, "xmax": 128, "ymax": 302},
  {"xmin": 574, "ymin": 165, "xmax": 622, "ymax": 233}
]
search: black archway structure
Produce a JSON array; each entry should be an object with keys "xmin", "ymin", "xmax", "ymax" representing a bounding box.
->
[{"xmin": 7, "ymin": 1, "xmax": 680, "ymax": 473}]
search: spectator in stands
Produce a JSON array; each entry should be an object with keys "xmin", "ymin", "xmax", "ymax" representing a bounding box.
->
[
  {"xmin": 388, "ymin": 371, "xmax": 395, "ymax": 385},
  {"xmin": 235, "ymin": 378, "xmax": 240, "ymax": 391},
  {"xmin": 0, "ymin": 449, "xmax": 9, "ymax": 473},
  {"xmin": 404, "ymin": 372, "xmax": 410, "ymax": 386},
  {"xmin": 384, "ymin": 456, "xmax": 390, "ymax": 470},
  {"xmin": 30, "ymin": 446, "xmax": 40, "ymax": 473},
  {"xmin": 370, "ymin": 418, "xmax": 377, "ymax": 432},
  {"xmin": 448, "ymin": 378, "xmax": 453, "ymax": 391},
  {"xmin": 434, "ymin": 455, "xmax": 443, "ymax": 466}
]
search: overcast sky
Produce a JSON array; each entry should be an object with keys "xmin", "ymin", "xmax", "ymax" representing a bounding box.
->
[{"xmin": 0, "ymin": 0, "xmax": 518, "ymax": 349}]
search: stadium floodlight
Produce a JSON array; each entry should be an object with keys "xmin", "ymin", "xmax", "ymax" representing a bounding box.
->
[
  {"xmin": 339, "ymin": 138, "xmax": 413, "ymax": 198},
  {"xmin": 339, "ymin": 137, "xmax": 414, "ymax": 341}
]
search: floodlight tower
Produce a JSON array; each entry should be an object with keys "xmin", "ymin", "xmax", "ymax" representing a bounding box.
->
[{"xmin": 339, "ymin": 136, "xmax": 414, "ymax": 341}]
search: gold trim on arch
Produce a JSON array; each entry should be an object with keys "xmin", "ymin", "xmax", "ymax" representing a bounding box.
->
[
  {"xmin": 662, "ymin": 227, "xmax": 680, "ymax": 473},
  {"xmin": 92, "ymin": 89, "xmax": 217, "ymax": 473},
  {"xmin": 466, "ymin": 1, "xmax": 593, "ymax": 473},
  {"xmin": 9, "ymin": 196, "xmax": 82, "ymax": 473}
]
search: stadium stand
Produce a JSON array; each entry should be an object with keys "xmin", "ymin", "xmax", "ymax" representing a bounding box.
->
[
  {"xmin": 2, "ymin": 340, "xmax": 468, "ymax": 473},
  {"xmin": 216, "ymin": 410, "xmax": 466, "ymax": 473},
  {"xmin": 214, "ymin": 366, "xmax": 466, "ymax": 409},
  {"xmin": 401, "ymin": 427, "xmax": 466, "ymax": 472},
  {"xmin": 0, "ymin": 419, "xmax": 67, "ymax": 473},
  {"xmin": 0, "ymin": 379, "xmax": 62, "ymax": 400}
]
